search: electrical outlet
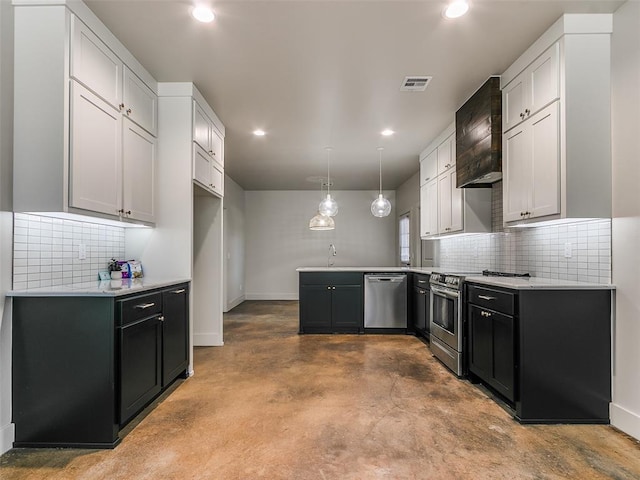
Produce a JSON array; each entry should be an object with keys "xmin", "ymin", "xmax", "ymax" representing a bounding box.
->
[
  {"xmin": 78, "ymin": 243, "xmax": 87, "ymax": 260},
  {"xmin": 564, "ymin": 242, "xmax": 572, "ymax": 258}
]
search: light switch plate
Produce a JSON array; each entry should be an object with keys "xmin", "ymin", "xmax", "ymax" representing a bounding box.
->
[{"xmin": 78, "ymin": 243, "xmax": 87, "ymax": 260}]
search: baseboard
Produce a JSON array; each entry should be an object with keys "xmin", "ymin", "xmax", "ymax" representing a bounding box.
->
[
  {"xmin": 224, "ymin": 295, "xmax": 245, "ymax": 312},
  {"xmin": 0, "ymin": 422, "xmax": 15, "ymax": 455},
  {"xmin": 610, "ymin": 403, "xmax": 640, "ymax": 440},
  {"xmin": 244, "ymin": 293, "xmax": 299, "ymax": 301},
  {"xmin": 193, "ymin": 332, "xmax": 224, "ymax": 347}
]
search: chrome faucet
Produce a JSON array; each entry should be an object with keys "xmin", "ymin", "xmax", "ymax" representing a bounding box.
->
[{"xmin": 328, "ymin": 244, "xmax": 337, "ymax": 267}]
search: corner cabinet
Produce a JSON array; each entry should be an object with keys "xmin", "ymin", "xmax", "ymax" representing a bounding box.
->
[
  {"xmin": 11, "ymin": 283, "xmax": 190, "ymax": 448},
  {"xmin": 419, "ymin": 123, "xmax": 491, "ymax": 239},
  {"xmin": 14, "ymin": 4, "xmax": 158, "ymax": 225},
  {"xmin": 299, "ymin": 272, "xmax": 363, "ymax": 334},
  {"xmin": 501, "ymin": 16, "xmax": 612, "ymax": 225},
  {"xmin": 466, "ymin": 282, "xmax": 612, "ymax": 423}
]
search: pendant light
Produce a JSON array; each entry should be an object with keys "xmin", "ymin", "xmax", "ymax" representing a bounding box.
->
[
  {"xmin": 371, "ymin": 147, "xmax": 392, "ymax": 217},
  {"xmin": 309, "ymin": 180, "xmax": 335, "ymax": 230},
  {"xmin": 318, "ymin": 147, "xmax": 338, "ymax": 217}
]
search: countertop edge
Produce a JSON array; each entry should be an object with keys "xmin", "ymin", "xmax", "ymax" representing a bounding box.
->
[
  {"xmin": 464, "ymin": 276, "xmax": 615, "ymax": 290},
  {"xmin": 7, "ymin": 278, "xmax": 192, "ymax": 297}
]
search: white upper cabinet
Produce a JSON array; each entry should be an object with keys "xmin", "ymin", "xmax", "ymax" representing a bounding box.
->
[
  {"xmin": 70, "ymin": 15, "xmax": 122, "ymax": 110},
  {"xmin": 123, "ymin": 67, "xmax": 158, "ymax": 136},
  {"xmin": 501, "ymin": 15, "xmax": 612, "ymax": 225},
  {"xmin": 193, "ymin": 100, "xmax": 224, "ymax": 168},
  {"xmin": 503, "ymin": 43, "xmax": 559, "ymax": 132},
  {"xmin": 419, "ymin": 149, "xmax": 438, "ymax": 186},
  {"xmin": 419, "ymin": 123, "xmax": 491, "ymax": 239},
  {"xmin": 70, "ymin": 81, "xmax": 122, "ymax": 216},
  {"xmin": 13, "ymin": 5, "xmax": 159, "ymax": 225},
  {"xmin": 420, "ymin": 179, "xmax": 438, "ymax": 237},
  {"xmin": 122, "ymin": 118, "xmax": 156, "ymax": 223},
  {"xmin": 503, "ymin": 103, "xmax": 560, "ymax": 223},
  {"xmin": 437, "ymin": 133, "xmax": 456, "ymax": 174}
]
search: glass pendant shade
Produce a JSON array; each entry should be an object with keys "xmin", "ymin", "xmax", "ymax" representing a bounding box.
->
[
  {"xmin": 309, "ymin": 212, "xmax": 335, "ymax": 230},
  {"xmin": 371, "ymin": 194, "xmax": 392, "ymax": 217},
  {"xmin": 371, "ymin": 147, "xmax": 391, "ymax": 217},
  {"xmin": 318, "ymin": 194, "xmax": 339, "ymax": 217}
]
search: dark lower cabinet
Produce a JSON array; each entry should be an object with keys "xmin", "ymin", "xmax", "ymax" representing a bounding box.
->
[
  {"xmin": 411, "ymin": 274, "xmax": 430, "ymax": 336},
  {"xmin": 299, "ymin": 272, "xmax": 363, "ymax": 333},
  {"xmin": 12, "ymin": 282, "xmax": 189, "ymax": 448},
  {"xmin": 162, "ymin": 286, "xmax": 190, "ymax": 387},
  {"xmin": 468, "ymin": 304, "xmax": 514, "ymax": 402},
  {"xmin": 466, "ymin": 282, "xmax": 611, "ymax": 423},
  {"xmin": 118, "ymin": 315, "xmax": 162, "ymax": 425}
]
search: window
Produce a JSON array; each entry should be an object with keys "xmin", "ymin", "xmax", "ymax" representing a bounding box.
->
[{"xmin": 399, "ymin": 213, "xmax": 410, "ymax": 265}]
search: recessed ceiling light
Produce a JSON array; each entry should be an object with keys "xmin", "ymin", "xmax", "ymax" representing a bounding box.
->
[
  {"xmin": 253, "ymin": 129, "xmax": 266, "ymax": 136},
  {"xmin": 192, "ymin": 5, "xmax": 215, "ymax": 23},
  {"xmin": 443, "ymin": 0, "xmax": 470, "ymax": 19},
  {"xmin": 381, "ymin": 129, "xmax": 395, "ymax": 136}
]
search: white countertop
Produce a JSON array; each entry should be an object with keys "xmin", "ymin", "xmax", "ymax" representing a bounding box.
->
[
  {"xmin": 296, "ymin": 266, "xmax": 435, "ymax": 274},
  {"xmin": 7, "ymin": 278, "xmax": 191, "ymax": 297},
  {"xmin": 464, "ymin": 275, "xmax": 615, "ymax": 290}
]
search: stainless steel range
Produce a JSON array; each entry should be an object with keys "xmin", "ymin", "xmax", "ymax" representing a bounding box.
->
[{"xmin": 429, "ymin": 272, "xmax": 474, "ymax": 376}]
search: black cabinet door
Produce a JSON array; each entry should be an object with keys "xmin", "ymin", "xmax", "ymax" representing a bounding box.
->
[
  {"xmin": 299, "ymin": 285, "xmax": 332, "ymax": 333},
  {"xmin": 412, "ymin": 286, "xmax": 429, "ymax": 333},
  {"xmin": 331, "ymin": 285, "xmax": 363, "ymax": 332},
  {"xmin": 492, "ymin": 311, "xmax": 515, "ymax": 401},
  {"xmin": 162, "ymin": 285, "xmax": 189, "ymax": 387},
  {"xmin": 119, "ymin": 316, "xmax": 162, "ymax": 425},
  {"xmin": 468, "ymin": 304, "xmax": 515, "ymax": 402},
  {"xmin": 469, "ymin": 305, "xmax": 493, "ymax": 380}
]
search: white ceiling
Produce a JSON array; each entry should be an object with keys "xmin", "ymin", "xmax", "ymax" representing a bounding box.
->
[{"xmin": 85, "ymin": 0, "xmax": 623, "ymax": 191}]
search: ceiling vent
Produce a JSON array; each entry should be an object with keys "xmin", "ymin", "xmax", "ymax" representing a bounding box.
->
[{"xmin": 400, "ymin": 76, "xmax": 432, "ymax": 92}]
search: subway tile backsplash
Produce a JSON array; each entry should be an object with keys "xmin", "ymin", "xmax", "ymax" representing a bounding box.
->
[
  {"xmin": 437, "ymin": 219, "xmax": 612, "ymax": 283},
  {"xmin": 12, "ymin": 213, "xmax": 125, "ymax": 290}
]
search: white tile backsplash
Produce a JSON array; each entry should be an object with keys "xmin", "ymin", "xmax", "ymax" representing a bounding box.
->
[
  {"xmin": 12, "ymin": 213, "xmax": 125, "ymax": 289},
  {"xmin": 437, "ymin": 219, "xmax": 611, "ymax": 283}
]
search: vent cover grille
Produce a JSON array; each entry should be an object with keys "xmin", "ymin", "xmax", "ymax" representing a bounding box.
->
[{"xmin": 400, "ymin": 76, "xmax": 432, "ymax": 92}]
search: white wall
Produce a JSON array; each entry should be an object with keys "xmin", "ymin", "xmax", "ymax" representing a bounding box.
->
[
  {"xmin": 245, "ymin": 190, "xmax": 396, "ymax": 300},
  {"xmin": 223, "ymin": 175, "xmax": 245, "ymax": 311},
  {"xmin": 0, "ymin": 0, "xmax": 13, "ymax": 454},
  {"xmin": 610, "ymin": 0, "xmax": 640, "ymax": 440}
]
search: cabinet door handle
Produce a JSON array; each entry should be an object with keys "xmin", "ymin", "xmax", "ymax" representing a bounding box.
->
[
  {"xmin": 520, "ymin": 112, "xmax": 525, "ymax": 119},
  {"xmin": 134, "ymin": 302, "xmax": 155, "ymax": 309},
  {"xmin": 158, "ymin": 316, "xmax": 165, "ymax": 322},
  {"xmin": 172, "ymin": 289, "xmax": 186, "ymax": 294},
  {"xmin": 119, "ymin": 103, "xmax": 125, "ymax": 112},
  {"xmin": 425, "ymin": 176, "xmax": 430, "ymax": 181},
  {"xmin": 126, "ymin": 108, "xmax": 132, "ymax": 116},
  {"xmin": 418, "ymin": 280, "xmax": 427, "ymax": 284},
  {"xmin": 525, "ymin": 109, "xmax": 530, "ymax": 116},
  {"xmin": 478, "ymin": 295, "xmax": 495, "ymax": 300},
  {"xmin": 481, "ymin": 311, "xmax": 492, "ymax": 317},
  {"xmin": 327, "ymin": 286, "xmax": 331, "ymax": 290}
]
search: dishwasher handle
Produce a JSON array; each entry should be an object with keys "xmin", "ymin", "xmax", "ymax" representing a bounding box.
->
[{"xmin": 366, "ymin": 275, "xmax": 406, "ymax": 283}]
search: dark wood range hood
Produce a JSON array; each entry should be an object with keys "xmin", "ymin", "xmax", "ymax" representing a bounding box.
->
[{"xmin": 455, "ymin": 76, "xmax": 502, "ymax": 188}]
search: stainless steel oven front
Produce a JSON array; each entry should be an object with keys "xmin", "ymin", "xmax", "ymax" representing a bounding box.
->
[{"xmin": 429, "ymin": 273, "xmax": 464, "ymax": 376}]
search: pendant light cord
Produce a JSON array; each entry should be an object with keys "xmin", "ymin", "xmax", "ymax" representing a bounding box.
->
[
  {"xmin": 326, "ymin": 147, "xmax": 332, "ymax": 195},
  {"xmin": 378, "ymin": 147, "xmax": 383, "ymax": 194}
]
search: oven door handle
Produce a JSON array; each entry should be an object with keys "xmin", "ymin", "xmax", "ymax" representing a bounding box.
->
[{"xmin": 430, "ymin": 285, "xmax": 459, "ymax": 300}]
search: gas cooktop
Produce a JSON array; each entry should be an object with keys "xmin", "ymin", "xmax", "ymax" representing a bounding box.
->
[{"xmin": 481, "ymin": 270, "xmax": 530, "ymax": 278}]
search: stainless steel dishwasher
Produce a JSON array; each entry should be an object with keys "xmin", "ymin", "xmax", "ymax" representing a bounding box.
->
[{"xmin": 364, "ymin": 274, "xmax": 407, "ymax": 328}]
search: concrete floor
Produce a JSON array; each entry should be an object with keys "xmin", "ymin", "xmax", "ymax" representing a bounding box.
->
[{"xmin": 2, "ymin": 300, "xmax": 640, "ymax": 479}]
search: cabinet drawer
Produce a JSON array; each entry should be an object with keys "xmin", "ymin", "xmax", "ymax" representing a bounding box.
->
[
  {"xmin": 467, "ymin": 285, "xmax": 514, "ymax": 315},
  {"xmin": 414, "ymin": 274, "xmax": 430, "ymax": 288},
  {"xmin": 117, "ymin": 292, "xmax": 162, "ymax": 326},
  {"xmin": 300, "ymin": 272, "xmax": 363, "ymax": 286}
]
